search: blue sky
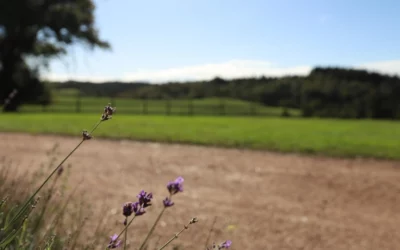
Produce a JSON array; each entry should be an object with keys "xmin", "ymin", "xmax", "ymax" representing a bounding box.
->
[{"xmin": 45, "ymin": 0, "xmax": 400, "ymax": 82}]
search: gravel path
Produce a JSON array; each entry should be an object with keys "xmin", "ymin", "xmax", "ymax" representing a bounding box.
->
[{"xmin": 1, "ymin": 132, "xmax": 400, "ymax": 249}]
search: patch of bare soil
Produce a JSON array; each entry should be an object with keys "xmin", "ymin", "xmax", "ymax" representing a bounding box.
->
[{"xmin": 1, "ymin": 132, "xmax": 400, "ymax": 250}]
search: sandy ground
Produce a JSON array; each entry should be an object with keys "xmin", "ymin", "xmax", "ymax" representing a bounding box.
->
[{"xmin": 1, "ymin": 132, "xmax": 400, "ymax": 250}]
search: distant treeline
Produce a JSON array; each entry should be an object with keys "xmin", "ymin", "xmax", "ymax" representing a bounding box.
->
[{"xmin": 52, "ymin": 67, "xmax": 400, "ymax": 119}]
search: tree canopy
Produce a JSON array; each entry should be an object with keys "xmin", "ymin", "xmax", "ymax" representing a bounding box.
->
[
  {"xmin": 0, "ymin": 0, "xmax": 109, "ymax": 111},
  {"xmin": 54, "ymin": 67, "xmax": 400, "ymax": 119}
]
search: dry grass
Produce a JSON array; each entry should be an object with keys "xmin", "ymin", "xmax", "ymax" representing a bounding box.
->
[{"xmin": 1, "ymin": 132, "xmax": 400, "ymax": 249}]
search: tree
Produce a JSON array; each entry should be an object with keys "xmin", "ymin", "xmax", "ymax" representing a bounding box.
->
[{"xmin": 0, "ymin": 0, "xmax": 109, "ymax": 112}]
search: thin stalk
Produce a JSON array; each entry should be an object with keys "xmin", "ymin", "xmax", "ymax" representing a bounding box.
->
[
  {"xmin": 0, "ymin": 227, "xmax": 22, "ymax": 248},
  {"xmin": 0, "ymin": 198, "xmax": 38, "ymax": 248},
  {"xmin": 204, "ymin": 216, "xmax": 217, "ymax": 248},
  {"xmin": 123, "ymin": 218, "xmax": 128, "ymax": 250},
  {"xmin": 115, "ymin": 214, "xmax": 137, "ymax": 247},
  {"xmin": 90, "ymin": 121, "xmax": 102, "ymax": 134},
  {"xmin": 31, "ymin": 175, "xmax": 59, "ymax": 233},
  {"xmin": 0, "ymin": 196, "xmax": 7, "ymax": 208},
  {"xmin": 105, "ymin": 215, "xmax": 137, "ymax": 250},
  {"xmin": 138, "ymin": 195, "xmax": 171, "ymax": 250},
  {"xmin": 3, "ymin": 139, "xmax": 84, "ymax": 232},
  {"xmin": 4, "ymin": 119, "xmax": 102, "ymax": 233},
  {"xmin": 36, "ymin": 180, "xmax": 82, "ymax": 247},
  {"xmin": 157, "ymin": 218, "xmax": 198, "ymax": 250}
]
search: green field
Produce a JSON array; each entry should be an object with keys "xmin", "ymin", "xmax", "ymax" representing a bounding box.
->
[
  {"xmin": 0, "ymin": 113, "xmax": 399, "ymax": 160},
  {"xmin": 17, "ymin": 94, "xmax": 300, "ymax": 117}
]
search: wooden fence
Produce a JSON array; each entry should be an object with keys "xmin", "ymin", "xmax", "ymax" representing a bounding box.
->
[{"xmin": 18, "ymin": 95, "xmax": 296, "ymax": 117}]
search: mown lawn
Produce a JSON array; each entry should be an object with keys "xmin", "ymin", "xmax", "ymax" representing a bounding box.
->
[{"xmin": 0, "ymin": 113, "xmax": 399, "ymax": 160}]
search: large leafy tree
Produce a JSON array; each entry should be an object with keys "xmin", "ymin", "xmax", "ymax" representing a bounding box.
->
[{"xmin": 0, "ymin": 0, "xmax": 109, "ymax": 112}]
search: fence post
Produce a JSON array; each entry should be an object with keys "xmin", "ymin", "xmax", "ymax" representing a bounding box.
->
[
  {"xmin": 250, "ymin": 102, "xmax": 256, "ymax": 116},
  {"xmin": 166, "ymin": 99, "xmax": 171, "ymax": 116},
  {"xmin": 219, "ymin": 98, "xmax": 225, "ymax": 116},
  {"xmin": 188, "ymin": 98, "xmax": 193, "ymax": 116},
  {"xmin": 111, "ymin": 96, "xmax": 116, "ymax": 107},
  {"xmin": 142, "ymin": 98, "xmax": 148, "ymax": 115},
  {"xmin": 75, "ymin": 92, "xmax": 81, "ymax": 113}
]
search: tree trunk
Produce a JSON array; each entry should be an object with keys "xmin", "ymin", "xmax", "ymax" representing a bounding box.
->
[
  {"xmin": 0, "ymin": 37, "xmax": 21, "ymax": 113},
  {"xmin": 3, "ymin": 101, "xmax": 20, "ymax": 112}
]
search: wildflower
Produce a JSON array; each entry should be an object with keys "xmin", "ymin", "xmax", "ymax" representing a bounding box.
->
[
  {"xmin": 122, "ymin": 202, "xmax": 133, "ymax": 217},
  {"xmin": 189, "ymin": 217, "xmax": 198, "ymax": 224},
  {"xmin": 219, "ymin": 240, "xmax": 232, "ymax": 249},
  {"xmin": 167, "ymin": 176, "xmax": 184, "ymax": 195},
  {"xmin": 132, "ymin": 201, "xmax": 145, "ymax": 216},
  {"xmin": 101, "ymin": 103, "xmax": 116, "ymax": 121},
  {"xmin": 163, "ymin": 197, "xmax": 174, "ymax": 207},
  {"xmin": 137, "ymin": 190, "xmax": 153, "ymax": 208},
  {"xmin": 82, "ymin": 130, "xmax": 92, "ymax": 140},
  {"xmin": 107, "ymin": 234, "xmax": 122, "ymax": 249}
]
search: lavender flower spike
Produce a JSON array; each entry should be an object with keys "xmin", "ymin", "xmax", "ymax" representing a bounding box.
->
[
  {"xmin": 167, "ymin": 176, "xmax": 184, "ymax": 195},
  {"xmin": 107, "ymin": 234, "xmax": 122, "ymax": 249},
  {"xmin": 137, "ymin": 190, "xmax": 153, "ymax": 208},
  {"xmin": 219, "ymin": 240, "xmax": 232, "ymax": 249},
  {"xmin": 122, "ymin": 202, "xmax": 133, "ymax": 217},
  {"xmin": 82, "ymin": 130, "xmax": 92, "ymax": 140},
  {"xmin": 101, "ymin": 103, "xmax": 116, "ymax": 121},
  {"xmin": 163, "ymin": 197, "xmax": 174, "ymax": 207},
  {"xmin": 132, "ymin": 201, "xmax": 146, "ymax": 216}
]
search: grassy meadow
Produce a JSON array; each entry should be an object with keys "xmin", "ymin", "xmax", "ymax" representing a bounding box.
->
[{"xmin": 0, "ymin": 113, "xmax": 399, "ymax": 160}]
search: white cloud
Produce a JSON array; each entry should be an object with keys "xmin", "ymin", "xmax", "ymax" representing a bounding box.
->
[
  {"xmin": 123, "ymin": 60, "xmax": 312, "ymax": 82},
  {"xmin": 43, "ymin": 59, "xmax": 400, "ymax": 83},
  {"xmin": 44, "ymin": 59, "xmax": 312, "ymax": 83},
  {"xmin": 356, "ymin": 60, "xmax": 400, "ymax": 77},
  {"xmin": 43, "ymin": 73, "xmax": 120, "ymax": 83}
]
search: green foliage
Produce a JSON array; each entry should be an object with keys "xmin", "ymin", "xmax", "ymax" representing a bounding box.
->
[
  {"xmin": 301, "ymin": 67, "xmax": 400, "ymax": 119},
  {"xmin": 0, "ymin": 152, "xmax": 107, "ymax": 249},
  {"xmin": 52, "ymin": 67, "xmax": 400, "ymax": 119},
  {"xmin": 0, "ymin": 0, "xmax": 109, "ymax": 112},
  {"xmin": 1, "ymin": 113, "xmax": 400, "ymax": 160}
]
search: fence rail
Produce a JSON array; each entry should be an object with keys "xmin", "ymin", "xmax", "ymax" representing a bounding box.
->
[{"xmin": 17, "ymin": 96, "xmax": 298, "ymax": 117}]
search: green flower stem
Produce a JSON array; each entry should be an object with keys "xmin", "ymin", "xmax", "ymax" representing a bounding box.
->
[
  {"xmin": 157, "ymin": 218, "xmax": 198, "ymax": 250},
  {"xmin": 3, "ymin": 139, "xmax": 84, "ymax": 233},
  {"xmin": 124, "ymin": 217, "xmax": 128, "ymax": 250},
  {"xmin": 4, "ymin": 119, "xmax": 102, "ymax": 233},
  {"xmin": 115, "ymin": 214, "xmax": 137, "ymax": 245},
  {"xmin": 138, "ymin": 196, "xmax": 171, "ymax": 250},
  {"xmin": 90, "ymin": 120, "xmax": 102, "ymax": 134}
]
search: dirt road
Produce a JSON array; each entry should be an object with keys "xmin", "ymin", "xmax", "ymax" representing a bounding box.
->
[{"xmin": 1, "ymin": 132, "xmax": 400, "ymax": 249}]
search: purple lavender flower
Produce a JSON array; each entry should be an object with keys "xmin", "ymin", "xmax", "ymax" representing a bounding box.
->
[
  {"xmin": 107, "ymin": 234, "xmax": 122, "ymax": 249},
  {"xmin": 132, "ymin": 201, "xmax": 145, "ymax": 216},
  {"xmin": 82, "ymin": 130, "xmax": 92, "ymax": 140},
  {"xmin": 137, "ymin": 190, "xmax": 153, "ymax": 208},
  {"xmin": 122, "ymin": 202, "xmax": 133, "ymax": 217},
  {"xmin": 167, "ymin": 176, "xmax": 184, "ymax": 195},
  {"xmin": 219, "ymin": 240, "xmax": 232, "ymax": 249},
  {"xmin": 163, "ymin": 197, "xmax": 174, "ymax": 207},
  {"xmin": 101, "ymin": 103, "xmax": 116, "ymax": 121}
]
